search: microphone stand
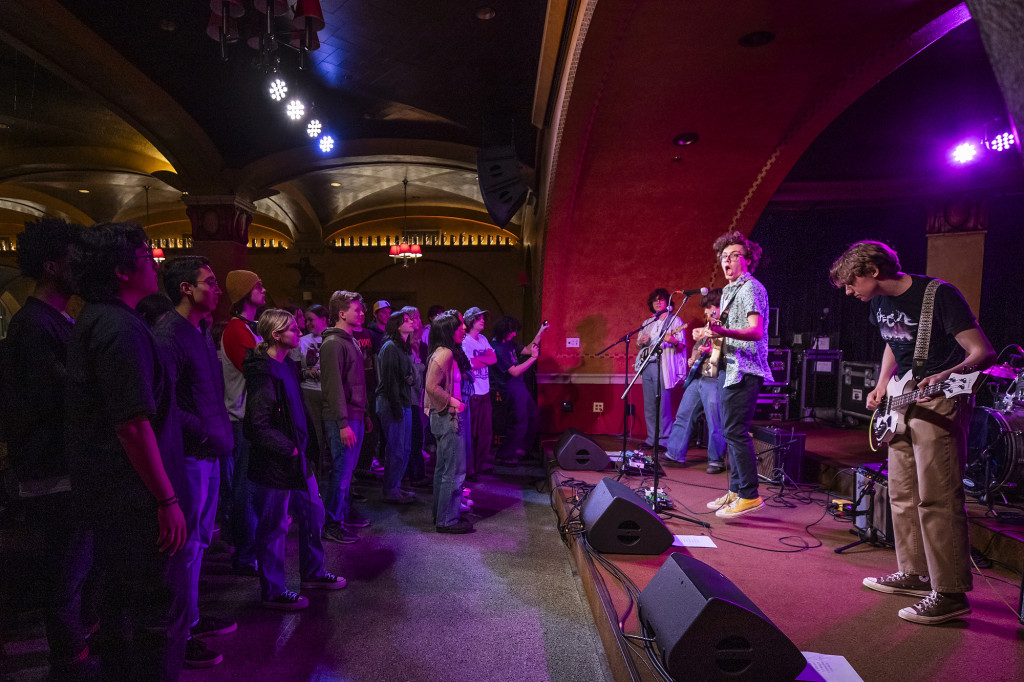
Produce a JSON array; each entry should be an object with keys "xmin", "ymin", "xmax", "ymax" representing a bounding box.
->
[
  {"xmin": 622, "ymin": 294, "xmax": 708, "ymax": 528},
  {"xmin": 596, "ymin": 318, "xmax": 655, "ymax": 477}
]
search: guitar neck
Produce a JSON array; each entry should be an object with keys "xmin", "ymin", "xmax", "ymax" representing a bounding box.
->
[{"xmin": 889, "ymin": 371, "xmax": 975, "ymax": 408}]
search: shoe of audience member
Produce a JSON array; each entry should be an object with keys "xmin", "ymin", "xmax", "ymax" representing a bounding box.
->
[
  {"xmin": 716, "ymin": 496, "xmax": 764, "ymax": 519},
  {"xmin": 350, "ymin": 490, "xmax": 369, "ymax": 502},
  {"xmin": 706, "ymin": 491, "xmax": 738, "ymax": 510},
  {"xmin": 706, "ymin": 461, "xmax": 726, "ymax": 474},
  {"xmin": 300, "ymin": 571, "xmax": 347, "ymax": 590},
  {"xmin": 897, "ymin": 591, "xmax": 970, "ymax": 625},
  {"xmin": 190, "ymin": 615, "xmax": 237, "ymax": 638},
  {"xmin": 383, "ymin": 491, "xmax": 415, "ymax": 504},
  {"xmin": 370, "ymin": 458, "xmax": 385, "ymax": 473},
  {"xmin": 262, "ymin": 591, "xmax": 309, "ymax": 611},
  {"xmin": 344, "ymin": 509, "xmax": 371, "ymax": 528},
  {"xmin": 460, "ymin": 501, "xmax": 472, "ymax": 513},
  {"xmin": 322, "ymin": 523, "xmax": 360, "ymax": 544},
  {"xmin": 462, "ymin": 487, "xmax": 472, "ymax": 497},
  {"xmin": 436, "ymin": 519, "xmax": 475, "ymax": 534},
  {"xmin": 184, "ymin": 637, "xmax": 223, "ymax": 668},
  {"xmin": 863, "ymin": 571, "xmax": 932, "ymax": 597}
]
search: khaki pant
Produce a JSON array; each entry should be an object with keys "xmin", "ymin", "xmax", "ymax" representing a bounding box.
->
[{"xmin": 886, "ymin": 394, "xmax": 973, "ymax": 593}]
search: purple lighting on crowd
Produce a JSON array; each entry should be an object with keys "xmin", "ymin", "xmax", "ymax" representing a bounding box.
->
[
  {"xmin": 987, "ymin": 132, "xmax": 1016, "ymax": 152},
  {"xmin": 951, "ymin": 142, "xmax": 977, "ymax": 164}
]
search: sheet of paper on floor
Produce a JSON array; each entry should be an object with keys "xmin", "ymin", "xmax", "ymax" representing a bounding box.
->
[
  {"xmin": 672, "ymin": 535, "xmax": 717, "ymax": 548},
  {"xmin": 796, "ymin": 652, "xmax": 864, "ymax": 682}
]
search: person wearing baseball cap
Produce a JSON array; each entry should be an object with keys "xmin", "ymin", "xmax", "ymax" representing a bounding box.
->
[
  {"xmin": 461, "ymin": 307, "xmax": 496, "ymax": 479},
  {"xmin": 366, "ymin": 299, "xmax": 391, "ymax": 352}
]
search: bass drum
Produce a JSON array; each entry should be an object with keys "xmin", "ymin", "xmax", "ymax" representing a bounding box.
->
[{"xmin": 964, "ymin": 407, "xmax": 1024, "ymax": 496}]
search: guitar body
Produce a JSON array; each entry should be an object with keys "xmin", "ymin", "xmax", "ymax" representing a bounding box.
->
[
  {"xmin": 869, "ymin": 371, "xmax": 915, "ymax": 450},
  {"xmin": 680, "ymin": 352, "xmax": 709, "ymax": 392}
]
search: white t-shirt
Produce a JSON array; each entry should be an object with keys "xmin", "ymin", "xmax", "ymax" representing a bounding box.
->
[
  {"xmin": 461, "ymin": 333, "xmax": 493, "ymax": 397},
  {"xmin": 289, "ymin": 332, "xmax": 323, "ymax": 391}
]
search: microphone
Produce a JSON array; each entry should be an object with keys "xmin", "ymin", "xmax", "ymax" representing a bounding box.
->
[{"xmin": 675, "ymin": 287, "xmax": 709, "ymax": 297}]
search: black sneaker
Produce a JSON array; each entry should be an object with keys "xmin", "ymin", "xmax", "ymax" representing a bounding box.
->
[
  {"xmin": 190, "ymin": 615, "xmax": 237, "ymax": 638},
  {"xmin": 706, "ymin": 462, "xmax": 725, "ymax": 474},
  {"xmin": 344, "ymin": 510, "xmax": 371, "ymax": 528},
  {"xmin": 898, "ymin": 591, "xmax": 971, "ymax": 625},
  {"xmin": 863, "ymin": 571, "xmax": 932, "ymax": 597},
  {"xmin": 349, "ymin": 490, "xmax": 369, "ymax": 502},
  {"xmin": 436, "ymin": 519, "xmax": 475, "ymax": 534},
  {"xmin": 300, "ymin": 571, "xmax": 347, "ymax": 590},
  {"xmin": 261, "ymin": 590, "xmax": 309, "ymax": 611},
  {"xmin": 322, "ymin": 523, "xmax": 359, "ymax": 544},
  {"xmin": 184, "ymin": 637, "xmax": 223, "ymax": 668}
]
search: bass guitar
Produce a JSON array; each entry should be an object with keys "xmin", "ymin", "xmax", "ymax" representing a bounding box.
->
[{"xmin": 868, "ymin": 368, "xmax": 981, "ymax": 450}]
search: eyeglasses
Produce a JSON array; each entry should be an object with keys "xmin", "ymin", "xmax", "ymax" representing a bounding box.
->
[
  {"xmin": 720, "ymin": 252, "xmax": 746, "ymax": 263},
  {"xmin": 136, "ymin": 252, "xmax": 156, "ymax": 264},
  {"xmin": 196, "ymin": 277, "xmax": 220, "ymax": 290}
]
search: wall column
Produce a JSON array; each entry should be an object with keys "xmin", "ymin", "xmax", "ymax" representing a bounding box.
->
[{"xmin": 184, "ymin": 196, "xmax": 254, "ymax": 319}]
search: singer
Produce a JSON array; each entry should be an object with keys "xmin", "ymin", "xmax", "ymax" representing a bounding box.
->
[
  {"xmin": 636, "ymin": 288, "xmax": 688, "ymax": 451},
  {"xmin": 698, "ymin": 232, "xmax": 774, "ymax": 519}
]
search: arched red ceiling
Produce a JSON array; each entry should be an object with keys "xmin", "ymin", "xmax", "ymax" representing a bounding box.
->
[{"xmin": 539, "ymin": 0, "xmax": 967, "ymax": 375}]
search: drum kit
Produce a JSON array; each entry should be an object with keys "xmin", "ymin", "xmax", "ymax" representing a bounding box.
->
[{"xmin": 963, "ymin": 362, "xmax": 1024, "ymax": 503}]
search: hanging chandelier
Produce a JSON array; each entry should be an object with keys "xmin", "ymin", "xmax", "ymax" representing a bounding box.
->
[{"xmin": 389, "ymin": 177, "xmax": 423, "ymax": 267}]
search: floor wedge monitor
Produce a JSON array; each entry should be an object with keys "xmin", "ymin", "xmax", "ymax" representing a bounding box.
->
[
  {"xmin": 555, "ymin": 428, "xmax": 610, "ymax": 470},
  {"xmin": 639, "ymin": 553, "xmax": 806, "ymax": 681},
  {"xmin": 581, "ymin": 478, "xmax": 672, "ymax": 555}
]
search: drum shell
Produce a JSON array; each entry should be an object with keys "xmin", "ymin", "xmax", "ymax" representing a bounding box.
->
[{"xmin": 965, "ymin": 406, "xmax": 1024, "ymax": 495}]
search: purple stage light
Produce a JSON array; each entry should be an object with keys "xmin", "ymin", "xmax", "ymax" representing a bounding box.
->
[
  {"xmin": 987, "ymin": 132, "xmax": 1016, "ymax": 152},
  {"xmin": 951, "ymin": 142, "xmax": 977, "ymax": 164}
]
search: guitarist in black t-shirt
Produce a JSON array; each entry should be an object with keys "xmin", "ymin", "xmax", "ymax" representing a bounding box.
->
[{"xmin": 830, "ymin": 241, "xmax": 994, "ymax": 626}]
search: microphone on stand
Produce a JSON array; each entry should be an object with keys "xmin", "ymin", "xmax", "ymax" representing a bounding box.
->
[{"xmin": 675, "ymin": 287, "xmax": 710, "ymax": 297}]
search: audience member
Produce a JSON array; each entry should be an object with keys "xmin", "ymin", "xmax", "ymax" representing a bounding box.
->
[
  {"xmin": 491, "ymin": 316, "xmax": 540, "ymax": 462},
  {"xmin": 376, "ymin": 311, "xmax": 417, "ymax": 504},
  {"xmin": 461, "ymin": 307, "xmax": 496, "ymax": 479},
  {"xmin": 366, "ymin": 299, "xmax": 390, "ymax": 351},
  {"xmin": 400, "ymin": 306, "xmax": 430, "ymax": 489},
  {"xmin": 291, "ymin": 304, "xmax": 330, "ymax": 478}
]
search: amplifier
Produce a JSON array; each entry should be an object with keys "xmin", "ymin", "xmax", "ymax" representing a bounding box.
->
[
  {"xmin": 753, "ymin": 393, "xmax": 789, "ymax": 422},
  {"xmin": 838, "ymin": 361, "xmax": 882, "ymax": 422},
  {"xmin": 854, "ymin": 463, "xmax": 894, "ymax": 545},
  {"xmin": 763, "ymin": 348, "xmax": 791, "ymax": 386},
  {"xmin": 751, "ymin": 425, "xmax": 806, "ymax": 483},
  {"xmin": 798, "ymin": 350, "xmax": 842, "ymax": 418}
]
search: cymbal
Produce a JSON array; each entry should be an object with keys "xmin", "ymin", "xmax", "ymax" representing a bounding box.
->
[{"xmin": 983, "ymin": 363, "xmax": 1019, "ymax": 380}]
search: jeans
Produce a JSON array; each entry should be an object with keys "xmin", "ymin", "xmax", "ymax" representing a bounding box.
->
[
  {"xmin": 180, "ymin": 457, "xmax": 219, "ymax": 629},
  {"xmin": 430, "ymin": 410, "xmax": 467, "ymax": 527},
  {"xmin": 468, "ymin": 394, "xmax": 493, "ymax": 475},
  {"xmin": 378, "ymin": 398, "xmax": 411, "ymax": 495},
  {"xmin": 323, "ymin": 418, "xmax": 364, "ymax": 524},
  {"xmin": 251, "ymin": 474, "xmax": 327, "ymax": 600},
  {"xmin": 228, "ymin": 421, "xmax": 258, "ymax": 570},
  {"xmin": 666, "ymin": 375, "xmax": 726, "ymax": 463},
  {"xmin": 23, "ymin": 492, "xmax": 95, "ymax": 663},
  {"xmin": 406, "ymin": 408, "xmax": 426, "ymax": 480},
  {"xmin": 93, "ymin": 513, "xmax": 188, "ymax": 681},
  {"xmin": 301, "ymin": 388, "xmax": 329, "ymax": 479},
  {"xmin": 888, "ymin": 395, "xmax": 973, "ymax": 593},
  {"xmin": 721, "ymin": 373, "xmax": 764, "ymax": 499},
  {"xmin": 496, "ymin": 381, "xmax": 538, "ymax": 458},
  {"xmin": 642, "ymin": 360, "xmax": 673, "ymax": 446}
]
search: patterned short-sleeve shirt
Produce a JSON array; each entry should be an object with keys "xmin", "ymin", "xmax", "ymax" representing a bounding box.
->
[{"xmin": 720, "ymin": 273, "xmax": 773, "ymax": 387}]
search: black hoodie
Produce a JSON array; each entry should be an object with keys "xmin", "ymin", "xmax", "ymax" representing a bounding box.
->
[{"xmin": 242, "ymin": 349, "xmax": 309, "ymax": 490}]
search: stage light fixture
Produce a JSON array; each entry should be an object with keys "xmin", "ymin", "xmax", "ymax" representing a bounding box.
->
[
  {"xmin": 987, "ymin": 132, "xmax": 1016, "ymax": 152},
  {"xmin": 319, "ymin": 135, "xmax": 334, "ymax": 153},
  {"xmin": 268, "ymin": 78, "xmax": 288, "ymax": 101},
  {"xmin": 306, "ymin": 119, "xmax": 322, "ymax": 137},
  {"xmin": 286, "ymin": 99, "xmax": 306, "ymax": 120},
  {"xmin": 951, "ymin": 142, "xmax": 977, "ymax": 164}
]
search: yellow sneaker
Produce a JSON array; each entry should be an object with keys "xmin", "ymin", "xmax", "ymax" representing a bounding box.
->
[
  {"xmin": 716, "ymin": 496, "xmax": 765, "ymax": 519},
  {"xmin": 706, "ymin": 491, "xmax": 738, "ymax": 510}
]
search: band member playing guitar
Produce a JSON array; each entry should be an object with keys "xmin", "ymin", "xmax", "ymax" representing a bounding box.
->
[
  {"xmin": 830, "ymin": 240, "xmax": 994, "ymax": 625},
  {"xmin": 664, "ymin": 289, "xmax": 726, "ymax": 472},
  {"xmin": 636, "ymin": 289, "xmax": 688, "ymax": 452},
  {"xmin": 700, "ymin": 232, "xmax": 774, "ymax": 519}
]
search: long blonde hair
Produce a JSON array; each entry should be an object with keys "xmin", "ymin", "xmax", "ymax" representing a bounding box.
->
[{"xmin": 255, "ymin": 308, "xmax": 295, "ymax": 355}]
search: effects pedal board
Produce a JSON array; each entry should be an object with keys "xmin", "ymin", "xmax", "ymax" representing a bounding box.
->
[
  {"xmin": 622, "ymin": 451, "xmax": 664, "ymax": 477},
  {"xmin": 639, "ymin": 487, "xmax": 674, "ymax": 509}
]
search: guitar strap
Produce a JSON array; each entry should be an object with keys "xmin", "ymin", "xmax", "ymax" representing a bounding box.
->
[{"xmin": 912, "ymin": 279, "xmax": 944, "ymax": 382}]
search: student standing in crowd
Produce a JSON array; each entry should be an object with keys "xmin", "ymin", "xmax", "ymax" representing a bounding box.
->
[
  {"xmin": 366, "ymin": 299, "xmax": 390, "ymax": 351},
  {"xmin": 320, "ymin": 291, "xmax": 373, "ymax": 544},
  {"xmin": 219, "ymin": 270, "xmax": 266, "ymax": 575},
  {"xmin": 461, "ymin": 307, "xmax": 496, "ymax": 480},
  {"xmin": 424, "ymin": 310, "xmax": 474, "ymax": 534},
  {"xmin": 66, "ymin": 222, "xmax": 188, "ymax": 681},
  {"xmin": 292, "ymin": 304, "xmax": 331, "ymax": 479},
  {"xmin": 1, "ymin": 219, "xmax": 98, "ymax": 680},
  {"xmin": 154, "ymin": 256, "xmax": 237, "ymax": 668},
  {"xmin": 376, "ymin": 311, "xmax": 418, "ymax": 504},
  {"xmin": 401, "ymin": 306, "xmax": 431, "ymax": 489},
  {"xmin": 243, "ymin": 309, "xmax": 345, "ymax": 612}
]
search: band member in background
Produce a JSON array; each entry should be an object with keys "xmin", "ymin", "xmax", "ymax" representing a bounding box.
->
[
  {"xmin": 664, "ymin": 288, "xmax": 726, "ymax": 472},
  {"xmin": 700, "ymin": 232, "xmax": 773, "ymax": 519},
  {"xmin": 636, "ymin": 289, "xmax": 687, "ymax": 451},
  {"xmin": 830, "ymin": 240, "xmax": 994, "ymax": 625}
]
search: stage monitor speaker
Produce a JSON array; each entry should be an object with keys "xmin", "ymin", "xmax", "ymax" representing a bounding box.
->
[
  {"xmin": 581, "ymin": 478, "xmax": 672, "ymax": 555},
  {"xmin": 639, "ymin": 553, "xmax": 806, "ymax": 681},
  {"xmin": 477, "ymin": 145, "xmax": 529, "ymax": 227},
  {"xmin": 555, "ymin": 428, "xmax": 610, "ymax": 470}
]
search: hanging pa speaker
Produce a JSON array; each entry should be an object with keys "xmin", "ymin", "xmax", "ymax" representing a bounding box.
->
[
  {"xmin": 476, "ymin": 145, "xmax": 529, "ymax": 227},
  {"xmin": 555, "ymin": 428, "xmax": 610, "ymax": 470},
  {"xmin": 581, "ymin": 478, "xmax": 672, "ymax": 555},
  {"xmin": 639, "ymin": 553, "xmax": 806, "ymax": 681}
]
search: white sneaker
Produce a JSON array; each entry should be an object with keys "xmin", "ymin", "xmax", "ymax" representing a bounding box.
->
[{"xmin": 706, "ymin": 491, "xmax": 738, "ymax": 510}]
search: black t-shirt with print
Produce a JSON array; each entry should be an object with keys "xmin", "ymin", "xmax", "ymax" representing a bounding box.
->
[{"xmin": 869, "ymin": 275, "xmax": 976, "ymax": 378}]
